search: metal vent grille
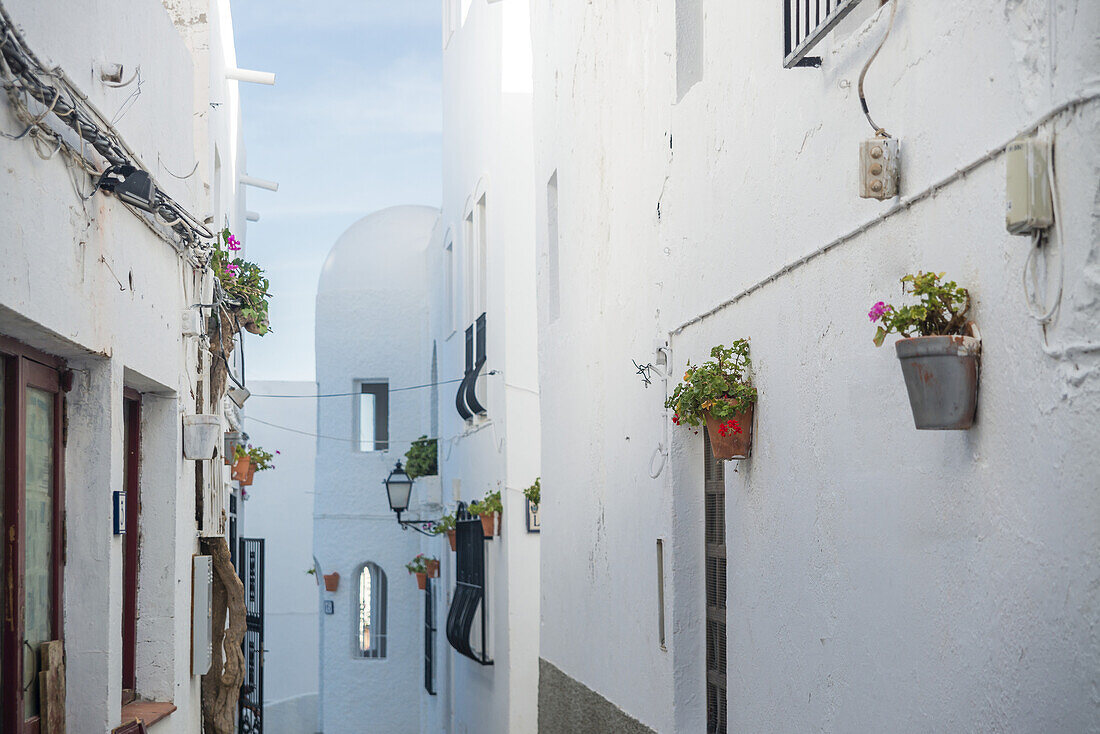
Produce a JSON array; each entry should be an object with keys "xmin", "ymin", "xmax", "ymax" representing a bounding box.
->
[{"xmin": 704, "ymin": 428, "xmax": 727, "ymax": 734}]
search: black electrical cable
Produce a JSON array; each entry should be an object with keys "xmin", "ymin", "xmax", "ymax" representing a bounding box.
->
[
  {"xmin": 250, "ymin": 374, "xmax": 494, "ymax": 399},
  {"xmin": 0, "ymin": 4, "xmax": 214, "ymax": 248}
]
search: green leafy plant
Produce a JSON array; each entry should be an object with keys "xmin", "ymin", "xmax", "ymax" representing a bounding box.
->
[
  {"xmin": 404, "ymin": 435, "xmax": 438, "ymax": 480},
  {"xmin": 869, "ymin": 271, "xmax": 970, "ymax": 347},
  {"xmin": 431, "ymin": 513, "xmax": 456, "ymax": 535},
  {"xmin": 664, "ymin": 341, "xmax": 757, "ymax": 428},
  {"xmin": 234, "ymin": 443, "xmax": 278, "ymax": 471},
  {"xmin": 523, "ymin": 478, "xmax": 540, "ymax": 506},
  {"xmin": 211, "ymin": 228, "xmax": 273, "ymax": 335},
  {"xmin": 469, "ymin": 490, "xmax": 502, "ymax": 517},
  {"xmin": 405, "ymin": 553, "xmax": 429, "ymax": 574}
]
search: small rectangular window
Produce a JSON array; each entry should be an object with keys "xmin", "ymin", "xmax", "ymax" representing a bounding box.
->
[
  {"xmin": 464, "ymin": 213, "xmax": 475, "ymax": 323},
  {"xmin": 476, "ymin": 195, "xmax": 487, "ymax": 316},
  {"xmin": 547, "ymin": 172, "xmax": 560, "ymax": 322},
  {"xmin": 357, "ymin": 382, "xmax": 389, "ymax": 452},
  {"xmin": 444, "ymin": 240, "xmax": 456, "ymax": 334}
]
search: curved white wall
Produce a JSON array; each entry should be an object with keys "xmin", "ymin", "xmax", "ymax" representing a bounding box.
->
[{"xmin": 314, "ymin": 206, "xmax": 440, "ymax": 734}]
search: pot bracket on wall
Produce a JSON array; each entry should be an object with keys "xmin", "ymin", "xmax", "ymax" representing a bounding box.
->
[
  {"xmin": 455, "ymin": 313, "xmax": 487, "ymax": 420},
  {"xmin": 446, "ymin": 502, "xmax": 492, "ymax": 665}
]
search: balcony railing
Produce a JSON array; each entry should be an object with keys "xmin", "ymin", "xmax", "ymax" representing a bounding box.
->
[{"xmin": 783, "ymin": 0, "xmax": 867, "ymax": 68}]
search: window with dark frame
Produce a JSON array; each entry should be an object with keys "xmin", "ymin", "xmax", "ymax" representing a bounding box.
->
[
  {"xmin": 0, "ymin": 335, "xmax": 65, "ymax": 733},
  {"xmin": 357, "ymin": 382, "xmax": 389, "ymax": 452},
  {"xmin": 121, "ymin": 391, "xmax": 141, "ymax": 705},
  {"xmin": 704, "ymin": 429, "xmax": 727, "ymax": 734}
]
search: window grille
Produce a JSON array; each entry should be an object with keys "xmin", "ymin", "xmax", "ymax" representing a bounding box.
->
[
  {"xmin": 424, "ymin": 578, "xmax": 437, "ymax": 694},
  {"xmin": 357, "ymin": 563, "xmax": 387, "ymax": 658},
  {"xmin": 783, "ymin": 0, "xmax": 868, "ymax": 68},
  {"xmin": 704, "ymin": 429, "xmax": 727, "ymax": 734},
  {"xmin": 446, "ymin": 503, "xmax": 492, "ymax": 665},
  {"xmin": 455, "ymin": 314, "xmax": 487, "ymax": 419}
]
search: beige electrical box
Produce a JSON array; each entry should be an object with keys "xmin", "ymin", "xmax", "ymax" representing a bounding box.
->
[
  {"xmin": 1005, "ymin": 135, "xmax": 1052, "ymax": 235},
  {"xmin": 859, "ymin": 137, "xmax": 900, "ymax": 200}
]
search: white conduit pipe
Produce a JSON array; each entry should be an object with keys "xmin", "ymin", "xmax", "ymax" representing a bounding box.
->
[{"xmin": 225, "ymin": 68, "xmax": 276, "ymax": 85}]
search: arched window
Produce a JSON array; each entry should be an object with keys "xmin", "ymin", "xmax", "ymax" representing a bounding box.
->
[{"xmin": 357, "ymin": 563, "xmax": 387, "ymax": 658}]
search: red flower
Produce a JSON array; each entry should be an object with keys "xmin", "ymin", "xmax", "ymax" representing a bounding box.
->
[
  {"xmin": 672, "ymin": 414, "xmax": 680, "ymax": 425},
  {"xmin": 717, "ymin": 419, "xmax": 742, "ymax": 437}
]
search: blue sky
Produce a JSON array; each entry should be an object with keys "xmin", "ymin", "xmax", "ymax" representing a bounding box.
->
[{"xmin": 232, "ymin": 1, "xmax": 442, "ymax": 381}]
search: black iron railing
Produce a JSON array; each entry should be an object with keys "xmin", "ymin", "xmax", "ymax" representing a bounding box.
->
[
  {"xmin": 445, "ymin": 502, "xmax": 493, "ymax": 665},
  {"xmin": 455, "ymin": 313, "xmax": 487, "ymax": 419},
  {"xmin": 239, "ymin": 538, "xmax": 264, "ymax": 733},
  {"xmin": 783, "ymin": 0, "xmax": 867, "ymax": 68}
]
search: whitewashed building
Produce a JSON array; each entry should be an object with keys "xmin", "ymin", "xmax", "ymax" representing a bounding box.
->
[
  {"xmin": 0, "ymin": 0, "xmax": 262, "ymax": 731},
  {"xmin": 530, "ymin": 0, "xmax": 1100, "ymax": 732},
  {"xmin": 242, "ymin": 380, "xmax": 319, "ymax": 734},
  {"xmin": 313, "ymin": 206, "xmax": 441, "ymax": 734},
  {"xmin": 311, "ymin": 2, "xmax": 543, "ymax": 732},
  {"xmin": 428, "ymin": 0, "xmax": 542, "ymax": 732}
]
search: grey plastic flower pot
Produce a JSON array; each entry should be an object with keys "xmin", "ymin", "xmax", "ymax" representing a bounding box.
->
[{"xmin": 894, "ymin": 332, "xmax": 980, "ymax": 430}]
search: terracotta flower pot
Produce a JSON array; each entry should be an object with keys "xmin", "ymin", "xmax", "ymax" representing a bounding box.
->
[
  {"xmin": 231, "ymin": 456, "xmax": 251, "ymax": 480},
  {"xmin": 704, "ymin": 401, "xmax": 754, "ymax": 460},
  {"xmin": 415, "ymin": 572, "xmax": 427, "ymax": 590},
  {"xmin": 479, "ymin": 512, "xmax": 497, "ymax": 539},
  {"xmin": 323, "ymin": 572, "xmax": 339, "ymax": 592},
  {"xmin": 238, "ymin": 465, "xmax": 257, "ymax": 487},
  {"xmin": 446, "ymin": 529, "xmax": 457, "ymax": 552},
  {"xmin": 895, "ymin": 330, "xmax": 980, "ymax": 429},
  {"xmin": 426, "ymin": 559, "xmax": 440, "ymax": 578}
]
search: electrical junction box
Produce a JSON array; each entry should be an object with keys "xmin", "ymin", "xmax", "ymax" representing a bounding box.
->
[
  {"xmin": 181, "ymin": 309, "xmax": 203, "ymax": 337},
  {"xmin": 1005, "ymin": 135, "xmax": 1052, "ymax": 235},
  {"xmin": 192, "ymin": 555, "xmax": 213, "ymax": 676},
  {"xmin": 859, "ymin": 137, "xmax": 900, "ymax": 200}
]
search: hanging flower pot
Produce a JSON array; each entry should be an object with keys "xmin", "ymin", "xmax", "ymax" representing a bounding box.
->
[
  {"xmin": 426, "ymin": 559, "xmax": 440, "ymax": 578},
  {"xmin": 238, "ymin": 465, "xmax": 257, "ymax": 487},
  {"xmin": 183, "ymin": 414, "xmax": 221, "ymax": 460},
  {"xmin": 231, "ymin": 455, "xmax": 252, "ymax": 481},
  {"xmin": 479, "ymin": 512, "xmax": 497, "ymax": 538},
  {"xmin": 446, "ymin": 529, "xmax": 457, "ymax": 552},
  {"xmin": 470, "ymin": 491, "xmax": 502, "ymax": 539},
  {"xmin": 323, "ymin": 572, "xmax": 340, "ymax": 592},
  {"xmin": 895, "ymin": 328, "xmax": 980, "ymax": 429},
  {"xmin": 666, "ymin": 341, "xmax": 759, "ymax": 462},
  {"xmin": 415, "ymin": 572, "xmax": 427, "ymax": 590},
  {"xmin": 703, "ymin": 400, "xmax": 754, "ymax": 460},
  {"xmin": 870, "ymin": 272, "xmax": 978, "ymax": 430}
]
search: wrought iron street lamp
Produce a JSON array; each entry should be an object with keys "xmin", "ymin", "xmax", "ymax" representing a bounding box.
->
[{"xmin": 384, "ymin": 461, "xmax": 439, "ymax": 536}]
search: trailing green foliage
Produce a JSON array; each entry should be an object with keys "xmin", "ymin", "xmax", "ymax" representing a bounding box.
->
[
  {"xmin": 234, "ymin": 443, "xmax": 277, "ymax": 471},
  {"xmin": 405, "ymin": 553, "xmax": 431, "ymax": 574},
  {"xmin": 404, "ymin": 435, "xmax": 438, "ymax": 480},
  {"xmin": 523, "ymin": 477, "xmax": 540, "ymax": 506},
  {"xmin": 431, "ymin": 513, "xmax": 456, "ymax": 535},
  {"xmin": 469, "ymin": 489, "xmax": 502, "ymax": 517},
  {"xmin": 664, "ymin": 341, "xmax": 757, "ymax": 428},
  {"xmin": 211, "ymin": 228, "xmax": 272, "ymax": 335},
  {"xmin": 869, "ymin": 271, "xmax": 970, "ymax": 347}
]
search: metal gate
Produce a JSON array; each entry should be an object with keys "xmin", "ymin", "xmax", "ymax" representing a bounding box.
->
[{"xmin": 239, "ymin": 537, "xmax": 265, "ymax": 733}]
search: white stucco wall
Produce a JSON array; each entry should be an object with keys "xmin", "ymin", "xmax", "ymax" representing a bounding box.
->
[
  {"xmin": 243, "ymin": 380, "xmax": 319, "ymax": 734},
  {"xmin": 431, "ymin": 1, "xmax": 542, "ymax": 732},
  {"xmin": 314, "ymin": 206, "xmax": 440, "ymax": 734},
  {"xmin": 0, "ymin": 0, "xmax": 249, "ymax": 730},
  {"xmin": 531, "ymin": 0, "xmax": 1100, "ymax": 731}
]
